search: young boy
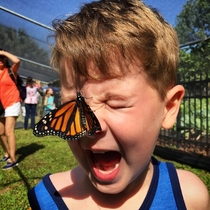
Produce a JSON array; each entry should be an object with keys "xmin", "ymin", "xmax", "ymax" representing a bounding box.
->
[{"xmin": 28, "ymin": 0, "xmax": 210, "ymax": 209}]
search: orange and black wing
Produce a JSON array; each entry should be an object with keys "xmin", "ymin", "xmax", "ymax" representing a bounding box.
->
[
  {"xmin": 80, "ymin": 97, "xmax": 102, "ymax": 136},
  {"xmin": 33, "ymin": 92, "xmax": 101, "ymax": 140}
]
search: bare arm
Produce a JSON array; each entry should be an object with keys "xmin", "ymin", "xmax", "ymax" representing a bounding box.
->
[
  {"xmin": 44, "ymin": 96, "xmax": 48, "ymax": 106},
  {"xmin": 0, "ymin": 50, "xmax": 20, "ymax": 73},
  {"xmin": 177, "ymin": 169, "xmax": 210, "ymax": 210}
]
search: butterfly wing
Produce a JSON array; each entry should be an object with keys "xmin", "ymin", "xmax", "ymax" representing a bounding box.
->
[
  {"xmin": 33, "ymin": 92, "xmax": 101, "ymax": 140},
  {"xmin": 33, "ymin": 99, "xmax": 86, "ymax": 140},
  {"xmin": 80, "ymin": 98, "xmax": 102, "ymax": 136}
]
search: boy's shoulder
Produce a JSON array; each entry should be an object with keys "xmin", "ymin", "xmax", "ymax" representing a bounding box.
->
[
  {"xmin": 50, "ymin": 167, "xmax": 85, "ymax": 191},
  {"xmin": 50, "ymin": 170, "xmax": 73, "ymax": 189},
  {"xmin": 177, "ymin": 169, "xmax": 210, "ymax": 210}
]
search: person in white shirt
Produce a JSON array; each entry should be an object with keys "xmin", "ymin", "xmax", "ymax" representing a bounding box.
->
[{"xmin": 24, "ymin": 77, "xmax": 40, "ymax": 130}]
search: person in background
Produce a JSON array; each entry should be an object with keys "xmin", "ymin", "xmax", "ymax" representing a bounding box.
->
[
  {"xmin": 36, "ymin": 81, "xmax": 44, "ymax": 119},
  {"xmin": 24, "ymin": 77, "xmax": 40, "ymax": 130},
  {"xmin": 0, "ymin": 49, "xmax": 21, "ymax": 170},
  {"xmin": 43, "ymin": 88, "xmax": 55, "ymax": 115},
  {"xmin": 28, "ymin": 1, "xmax": 210, "ymax": 209}
]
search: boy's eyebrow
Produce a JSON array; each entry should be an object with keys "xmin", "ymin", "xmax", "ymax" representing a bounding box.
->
[{"xmin": 104, "ymin": 93, "xmax": 132, "ymax": 101}]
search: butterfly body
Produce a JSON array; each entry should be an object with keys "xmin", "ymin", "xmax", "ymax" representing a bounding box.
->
[{"xmin": 33, "ymin": 92, "xmax": 101, "ymax": 140}]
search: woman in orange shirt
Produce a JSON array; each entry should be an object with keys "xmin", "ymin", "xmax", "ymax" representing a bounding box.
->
[{"xmin": 0, "ymin": 49, "xmax": 21, "ymax": 170}]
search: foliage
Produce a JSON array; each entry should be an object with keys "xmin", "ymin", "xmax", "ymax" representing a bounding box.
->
[
  {"xmin": 0, "ymin": 24, "xmax": 50, "ymax": 76},
  {"xmin": 175, "ymin": 0, "xmax": 210, "ymax": 44},
  {"xmin": 0, "ymin": 128, "xmax": 209, "ymax": 210},
  {"xmin": 179, "ymin": 98, "xmax": 210, "ymax": 136},
  {"xmin": 175, "ymin": 0, "xmax": 210, "ymax": 75},
  {"xmin": 0, "ymin": 24, "xmax": 49, "ymax": 64}
]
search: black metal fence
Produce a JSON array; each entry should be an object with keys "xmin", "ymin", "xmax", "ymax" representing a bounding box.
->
[{"xmin": 158, "ymin": 40, "xmax": 210, "ymax": 157}]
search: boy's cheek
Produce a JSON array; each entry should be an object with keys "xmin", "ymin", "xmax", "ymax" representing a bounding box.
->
[{"xmin": 67, "ymin": 141, "xmax": 82, "ymax": 158}]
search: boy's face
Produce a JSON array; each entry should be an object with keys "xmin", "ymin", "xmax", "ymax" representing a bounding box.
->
[{"xmin": 61, "ymin": 62, "xmax": 183, "ymax": 194}]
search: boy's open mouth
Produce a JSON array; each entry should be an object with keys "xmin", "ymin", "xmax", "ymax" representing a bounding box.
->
[{"xmin": 89, "ymin": 150, "xmax": 121, "ymax": 180}]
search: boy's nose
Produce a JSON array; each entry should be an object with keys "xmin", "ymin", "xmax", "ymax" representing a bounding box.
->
[{"xmin": 92, "ymin": 108, "xmax": 106, "ymax": 135}]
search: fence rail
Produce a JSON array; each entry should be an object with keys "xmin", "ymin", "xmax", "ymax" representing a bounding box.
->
[{"xmin": 157, "ymin": 48, "xmax": 210, "ymax": 158}]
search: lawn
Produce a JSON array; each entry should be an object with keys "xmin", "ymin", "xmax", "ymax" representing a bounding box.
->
[{"xmin": 0, "ymin": 129, "xmax": 209, "ymax": 210}]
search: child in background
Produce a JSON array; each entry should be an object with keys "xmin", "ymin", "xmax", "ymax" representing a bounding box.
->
[
  {"xmin": 28, "ymin": 0, "xmax": 210, "ymax": 209},
  {"xmin": 43, "ymin": 88, "xmax": 55, "ymax": 115}
]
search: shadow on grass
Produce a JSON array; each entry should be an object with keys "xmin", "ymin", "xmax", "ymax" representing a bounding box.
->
[
  {"xmin": 16, "ymin": 143, "xmax": 45, "ymax": 190},
  {"xmin": 16, "ymin": 143, "xmax": 45, "ymax": 163},
  {"xmin": 1, "ymin": 143, "xmax": 45, "ymax": 191},
  {"xmin": 2, "ymin": 167, "xmax": 44, "ymax": 192},
  {"xmin": 13, "ymin": 167, "xmax": 33, "ymax": 191}
]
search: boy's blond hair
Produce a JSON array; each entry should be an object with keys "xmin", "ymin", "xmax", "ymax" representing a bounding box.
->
[{"xmin": 50, "ymin": 0, "xmax": 179, "ymax": 100}]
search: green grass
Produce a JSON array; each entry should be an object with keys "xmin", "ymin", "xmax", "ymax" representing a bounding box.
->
[{"xmin": 0, "ymin": 129, "xmax": 209, "ymax": 210}]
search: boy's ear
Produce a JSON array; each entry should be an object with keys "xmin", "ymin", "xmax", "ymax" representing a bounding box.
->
[{"xmin": 162, "ymin": 85, "xmax": 185, "ymax": 129}]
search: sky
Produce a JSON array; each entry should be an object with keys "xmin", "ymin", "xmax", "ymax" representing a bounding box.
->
[
  {"xmin": 0, "ymin": 0, "xmax": 187, "ymax": 27},
  {"xmin": 0, "ymin": 0, "xmax": 188, "ymax": 50}
]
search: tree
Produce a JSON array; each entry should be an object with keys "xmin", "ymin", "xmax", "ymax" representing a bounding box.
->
[
  {"xmin": 175, "ymin": 0, "xmax": 210, "ymax": 44},
  {"xmin": 0, "ymin": 24, "xmax": 50, "ymax": 65},
  {"xmin": 174, "ymin": 0, "xmax": 210, "ymax": 81},
  {"xmin": 174, "ymin": 0, "xmax": 210, "ymax": 138},
  {"xmin": 0, "ymin": 24, "xmax": 53, "ymax": 81}
]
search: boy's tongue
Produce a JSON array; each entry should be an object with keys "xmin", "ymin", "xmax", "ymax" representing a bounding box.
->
[{"xmin": 91, "ymin": 151, "xmax": 121, "ymax": 170}]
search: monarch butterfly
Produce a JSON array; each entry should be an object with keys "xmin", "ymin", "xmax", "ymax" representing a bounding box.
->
[{"xmin": 33, "ymin": 92, "xmax": 102, "ymax": 140}]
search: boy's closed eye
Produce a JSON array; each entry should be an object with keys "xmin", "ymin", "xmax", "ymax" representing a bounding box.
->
[
  {"xmin": 102, "ymin": 93, "xmax": 132, "ymax": 108},
  {"xmin": 104, "ymin": 95, "xmax": 133, "ymax": 110},
  {"xmin": 105, "ymin": 100, "xmax": 131, "ymax": 110}
]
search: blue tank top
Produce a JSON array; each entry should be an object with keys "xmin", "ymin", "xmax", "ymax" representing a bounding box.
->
[{"xmin": 28, "ymin": 157, "xmax": 186, "ymax": 210}]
